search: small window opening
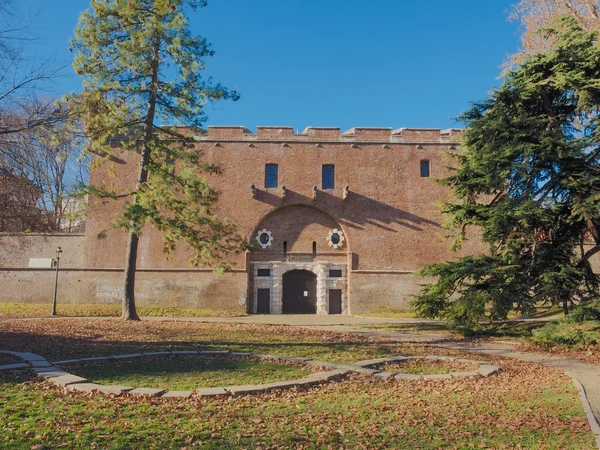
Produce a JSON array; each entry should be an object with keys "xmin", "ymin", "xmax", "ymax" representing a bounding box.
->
[
  {"xmin": 322, "ymin": 164, "xmax": 335, "ymax": 189},
  {"xmin": 312, "ymin": 241, "xmax": 317, "ymax": 256},
  {"xmin": 257, "ymin": 268, "xmax": 271, "ymax": 277},
  {"xmin": 329, "ymin": 269, "xmax": 342, "ymax": 278},
  {"xmin": 283, "ymin": 241, "xmax": 287, "ymax": 254},
  {"xmin": 265, "ymin": 164, "xmax": 278, "ymax": 188},
  {"xmin": 420, "ymin": 160, "xmax": 430, "ymax": 178}
]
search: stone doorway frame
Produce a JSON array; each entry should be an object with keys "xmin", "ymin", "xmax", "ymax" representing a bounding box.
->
[{"xmin": 251, "ymin": 261, "xmax": 346, "ymax": 315}]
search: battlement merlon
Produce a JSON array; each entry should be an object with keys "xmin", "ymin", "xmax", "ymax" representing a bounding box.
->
[{"xmin": 199, "ymin": 126, "xmax": 463, "ymax": 143}]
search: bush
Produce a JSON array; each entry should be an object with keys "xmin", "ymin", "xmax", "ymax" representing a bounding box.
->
[{"xmin": 530, "ymin": 319, "xmax": 600, "ymax": 349}]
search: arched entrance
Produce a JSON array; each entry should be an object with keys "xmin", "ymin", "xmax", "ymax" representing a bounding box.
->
[{"xmin": 282, "ymin": 270, "xmax": 317, "ymax": 314}]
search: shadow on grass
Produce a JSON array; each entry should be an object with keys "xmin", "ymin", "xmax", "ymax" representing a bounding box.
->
[{"xmin": 0, "ymin": 329, "xmax": 408, "ymax": 363}]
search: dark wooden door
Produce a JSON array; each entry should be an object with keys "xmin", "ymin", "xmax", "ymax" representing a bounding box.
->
[
  {"xmin": 282, "ymin": 270, "xmax": 317, "ymax": 314},
  {"xmin": 329, "ymin": 289, "xmax": 342, "ymax": 315},
  {"xmin": 257, "ymin": 288, "xmax": 270, "ymax": 314}
]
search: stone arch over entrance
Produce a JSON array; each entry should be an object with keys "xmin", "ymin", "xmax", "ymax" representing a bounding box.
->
[
  {"xmin": 282, "ymin": 269, "xmax": 317, "ymax": 314},
  {"xmin": 250, "ymin": 204, "xmax": 350, "ymax": 253},
  {"xmin": 249, "ymin": 205, "xmax": 349, "ymax": 315}
]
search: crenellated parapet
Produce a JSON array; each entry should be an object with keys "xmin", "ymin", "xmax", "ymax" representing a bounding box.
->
[{"xmin": 200, "ymin": 126, "xmax": 462, "ymax": 143}]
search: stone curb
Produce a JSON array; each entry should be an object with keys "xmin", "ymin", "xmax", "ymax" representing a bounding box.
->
[
  {"xmin": 0, "ymin": 363, "xmax": 29, "ymax": 370},
  {"xmin": 570, "ymin": 375, "xmax": 600, "ymax": 450},
  {"xmin": 351, "ymin": 356, "xmax": 500, "ymax": 380},
  {"xmin": 3, "ymin": 350, "xmax": 350, "ymax": 399}
]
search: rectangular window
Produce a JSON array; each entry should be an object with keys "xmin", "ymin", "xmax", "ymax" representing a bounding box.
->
[
  {"xmin": 257, "ymin": 268, "xmax": 271, "ymax": 277},
  {"xmin": 420, "ymin": 160, "xmax": 430, "ymax": 178},
  {"xmin": 322, "ymin": 164, "xmax": 335, "ymax": 189},
  {"xmin": 329, "ymin": 269, "xmax": 342, "ymax": 278},
  {"xmin": 265, "ymin": 164, "xmax": 278, "ymax": 188}
]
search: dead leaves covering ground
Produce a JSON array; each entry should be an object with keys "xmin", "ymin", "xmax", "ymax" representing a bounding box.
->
[{"xmin": 0, "ymin": 319, "xmax": 596, "ymax": 449}]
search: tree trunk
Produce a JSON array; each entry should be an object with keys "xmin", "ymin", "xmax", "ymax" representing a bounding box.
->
[
  {"xmin": 121, "ymin": 33, "xmax": 161, "ymax": 321},
  {"xmin": 562, "ymin": 298, "xmax": 569, "ymax": 316}
]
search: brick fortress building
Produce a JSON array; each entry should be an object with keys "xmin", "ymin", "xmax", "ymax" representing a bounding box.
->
[{"xmin": 81, "ymin": 125, "xmax": 484, "ymax": 315}]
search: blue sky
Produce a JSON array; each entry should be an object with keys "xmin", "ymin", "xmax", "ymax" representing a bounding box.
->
[{"xmin": 19, "ymin": 0, "xmax": 520, "ymax": 132}]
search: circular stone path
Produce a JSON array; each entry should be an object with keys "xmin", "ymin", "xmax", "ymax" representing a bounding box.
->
[{"xmin": 0, "ymin": 350, "xmax": 500, "ymax": 399}]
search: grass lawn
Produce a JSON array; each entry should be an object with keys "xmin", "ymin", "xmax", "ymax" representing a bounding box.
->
[
  {"xmin": 0, "ymin": 319, "xmax": 596, "ymax": 449},
  {"xmin": 63, "ymin": 355, "xmax": 313, "ymax": 390},
  {"xmin": 0, "ymin": 302, "xmax": 246, "ymax": 318}
]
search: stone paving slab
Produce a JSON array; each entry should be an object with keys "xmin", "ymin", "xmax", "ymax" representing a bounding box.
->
[
  {"xmin": 374, "ymin": 371, "xmax": 396, "ymax": 380},
  {"xmin": 53, "ymin": 359, "xmax": 89, "ymax": 365},
  {"xmin": 17, "ymin": 352, "xmax": 47, "ymax": 361},
  {"xmin": 395, "ymin": 373, "xmax": 422, "ymax": 381},
  {"xmin": 456, "ymin": 358, "xmax": 487, "ymax": 365},
  {"xmin": 0, "ymin": 350, "xmax": 26, "ymax": 358},
  {"xmin": 227, "ymin": 384, "xmax": 265, "ymax": 396},
  {"xmin": 352, "ymin": 358, "xmax": 392, "ymax": 367},
  {"xmin": 33, "ymin": 366, "xmax": 60, "ymax": 373},
  {"xmin": 196, "ymin": 387, "xmax": 228, "ymax": 397},
  {"xmin": 261, "ymin": 380, "xmax": 300, "ymax": 391},
  {"xmin": 71, "ymin": 356, "xmax": 113, "ymax": 363},
  {"xmin": 112, "ymin": 353, "xmax": 144, "ymax": 360},
  {"xmin": 66, "ymin": 383, "xmax": 103, "ymax": 393},
  {"xmin": 143, "ymin": 351, "xmax": 172, "ymax": 356},
  {"xmin": 423, "ymin": 373, "xmax": 452, "ymax": 380},
  {"xmin": 451, "ymin": 371, "xmax": 481, "ymax": 378},
  {"xmin": 53, "ymin": 356, "xmax": 115, "ymax": 365},
  {"xmin": 334, "ymin": 364, "xmax": 381, "ymax": 375},
  {"xmin": 0, "ymin": 363, "xmax": 30, "ymax": 370},
  {"xmin": 30, "ymin": 360, "xmax": 52, "ymax": 368},
  {"xmin": 306, "ymin": 369, "xmax": 349, "ymax": 380},
  {"xmin": 37, "ymin": 370, "xmax": 72, "ymax": 379},
  {"xmin": 171, "ymin": 350, "xmax": 198, "ymax": 355},
  {"xmin": 97, "ymin": 385, "xmax": 135, "ymax": 395},
  {"xmin": 199, "ymin": 350, "xmax": 229, "ymax": 355},
  {"xmin": 385, "ymin": 356, "xmax": 410, "ymax": 362},
  {"xmin": 161, "ymin": 390, "xmax": 193, "ymax": 398},
  {"xmin": 479, "ymin": 365, "xmax": 500, "ymax": 376},
  {"xmin": 48, "ymin": 374, "xmax": 88, "ymax": 386},
  {"xmin": 129, "ymin": 387, "xmax": 165, "ymax": 397},
  {"xmin": 288, "ymin": 357, "xmax": 312, "ymax": 363},
  {"xmin": 303, "ymin": 360, "xmax": 340, "ymax": 369}
]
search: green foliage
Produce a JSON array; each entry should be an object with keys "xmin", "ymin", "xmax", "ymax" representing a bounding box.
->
[
  {"xmin": 531, "ymin": 319, "xmax": 600, "ymax": 349},
  {"xmin": 414, "ymin": 15, "xmax": 600, "ymax": 327},
  {"xmin": 70, "ymin": 0, "xmax": 246, "ymax": 272}
]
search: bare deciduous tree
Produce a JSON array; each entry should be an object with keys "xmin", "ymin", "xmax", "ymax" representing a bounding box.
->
[
  {"xmin": 0, "ymin": 100, "xmax": 88, "ymax": 232},
  {"xmin": 510, "ymin": 0, "xmax": 600, "ymax": 59},
  {"xmin": 0, "ymin": 0, "xmax": 67, "ymax": 137}
]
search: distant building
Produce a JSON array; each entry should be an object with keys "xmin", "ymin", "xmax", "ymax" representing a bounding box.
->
[
  {"xmin": 59, "ymin": 195, "xmax": 87, "ymax": 233},
  {"xmin": 0, "ymin": 171, "xmax": 45, "ymax": 232}
]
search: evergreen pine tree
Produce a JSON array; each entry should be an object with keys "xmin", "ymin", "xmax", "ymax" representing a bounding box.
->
[
  {"xmin": 415, "ymin": 16, "xmax": 600, "ymax": 327},
  {"xmin": 71, "ymin": 0, "xmax": 246, "ymax": 320}
]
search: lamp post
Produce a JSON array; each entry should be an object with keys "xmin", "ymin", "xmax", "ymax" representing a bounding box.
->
[{"xmin": 51, "ymin": 247, "xmax": 63, "ymax": 316}]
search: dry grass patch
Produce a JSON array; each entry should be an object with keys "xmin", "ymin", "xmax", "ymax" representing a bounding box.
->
[{"xmin": 0, "ymin": 302, "xmax": 246, "ymax": 319}]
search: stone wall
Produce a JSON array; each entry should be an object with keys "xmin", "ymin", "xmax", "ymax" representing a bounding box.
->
[
  {"xmin": 349, "ymin": 271, "xmax": 433, "ymax": 314},
  {"xmin": 0, "ymin": 233, "xmax": 85, "ymax": 268},
  {"xmin": 0, "ymin": 267, "xmax": 247, "ymax": 310},
  {"xmin": 0, "ymin": 233, "xmax": 247, "ymax": 311}
]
